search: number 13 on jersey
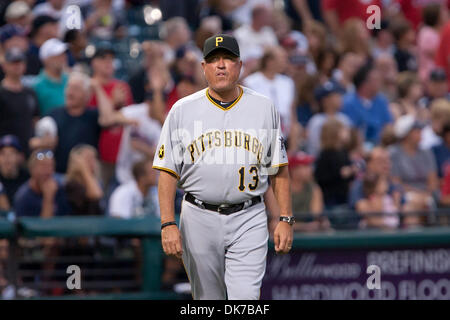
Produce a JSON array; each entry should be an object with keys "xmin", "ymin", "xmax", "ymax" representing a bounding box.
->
[{"xmin": 238, "ymin": 166, "xmax": 259, "ymax": 191}]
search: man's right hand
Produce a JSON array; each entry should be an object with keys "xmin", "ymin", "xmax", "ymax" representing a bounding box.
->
[
  {"xmin": 41, "ymin": 178, "xmax": 58, "ymax": 199},
  {"xmin": 161, "ymin": 225, "xmax": 183, "ymax": 259}
]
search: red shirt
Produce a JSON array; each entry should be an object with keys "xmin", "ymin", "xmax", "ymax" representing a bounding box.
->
[
  {"xmin": 435, "ymin": 21, "xmax": 450, "ymax": 88},
  {"xmin": 88, "ymin": 79, "xmax": 134, "ymax": 163},
  {"xmin": 322, "ymin": 0, "xmax": 382, "ymax": 23}
]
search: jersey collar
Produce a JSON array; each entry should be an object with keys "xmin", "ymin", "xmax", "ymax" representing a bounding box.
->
[{"xmin": 206, "ymin": 86, "xmax": 243, "ymax": 111}]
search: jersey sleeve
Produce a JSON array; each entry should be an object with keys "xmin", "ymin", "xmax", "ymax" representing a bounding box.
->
[
  {"xmin": 152, "ymin": 106, "xmax": 183, "ymax": 179},
  {"xmin": 263, "ymin": 104, "xmax": 289, "ymax": 175}
]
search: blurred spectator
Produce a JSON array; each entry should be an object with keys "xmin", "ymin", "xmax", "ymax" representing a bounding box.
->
[
  {"xmin": 0, "ymin": 135, "xmax": 29, "ymax": 205},
  {"xmin": 435, "ymin": 20, "xmax": 450, "ymax": 88},
  {"xmin": 390, "ymin": 72, "xmax": 424, "ymax": 120},
  {"xmin": 396, "ymin": 0, "xmax": 449, "ymax": 30},
  {"xmin": 303, "ymin": 20, "xmax": 326, "ymax": 70},
  {"xmin": 341, "ymin": 62, "xmax": 393, "ymax": 148},
  {"xmin": 417, "ymin": 3, "xmax": 447, "ymax": 82},
  {"xmin": 289, "ymin": 152, "xmax": 330, "ymax": 232},
  {"xmin": 0, "ymin": 47, "xmax": 39, "ymax": 156},
  {"xmin": 63, "ymin": 29, "xmax": 88, "ymax": 68},
  {"xmin": 87, "ymin": 47, "xmax": 134, "ymax": 191},
  {"xmin": 14, "ymin": 149, "xmax": 70, "ymax": 217},
  {"xmin": 4, "ymin": 1, "xmax": 32, "ymax": 31},
  {"xmin": 84, "ymin": 0, "xmax": 127, "ymax": 40},
  {"xmin": 374, "ymin": 53, "xmax": 399, "ymax": 101},
  {"xmin": 65, "ymin": 144, "xmax": 103, "ymax": 215},
  {"xmin": 306, "ymin": 80, "xmax": 351, "ymax": 156},
  {"xmin": 419, "ymin": 68, "xmax": 450, "ymax": 108},
  {"xmin": 371, "ymin": 20, "xmax": 395, "ymax": 58},
  {"xmin": 0, "ymin": 24, "xmax": 29, "ymax": 52},
  {"xmin": 32, "ymin": 38, "xmax": 68, "ymax": 115},
  {"xmin": 159, "ymin": 17, "xmax": 193, "ymax": 64},
  {"xmin": 169, "ymin": 44, "xmax": 204, "ymax": 88},
  {"xmin": 26, "ymin": 15, "xmax": 59, "ymax": 76},
  {"xmin": 194, "ymin": 16, "xmax": 222, "ymax": 52},
  {"xmin": 355, "ymin": 173, "xmax": 400, "ymax": 230},
  {"xmin": 243, "ymin": 46, "xmax": 294, "ymax": 136},
  {"xmin": 294, "ymin": 73, "xmax": 319, "ymax": 128},
  {"xmin": 348, "ymin": 127, "xmax": 366, "ymax": 179},
  {"xmin": 348, "ymin": 146, "xmax": 401, "ymax": 209},
  {"xmin": 229, "ymin": 0, "xmax": 272, "ymax": 27},
  {"xmin": 233, "ymin": 4, "xmax": 278, "ymax": 62},
  {"xmin": 432, "ymin": 121, "xmax": 450, "ymax": 181},
  {"xmin": 391, "ymin": 114, "xmax": 439, "ymax": 225},
  {"xmin": 0, "ymin": 24, "xmax": 29, "ymax": 81},
  {"xmin": 321, "ymin": 0, "xmax": 381, "ymax": 36},
  {"xmin": 391, "ymin": 18, "xmax": 417, "ymax": 72},
  {"xmin": 128, "ymin": 40, "xmax": 170, "ymax": 104},
  {"xmin": 315, "ymin": 44, "xmax": 338, "ymax": 83},
  {"xmin": 339, "ymin": 18, "xmax": 371, "ymax": 61},
  {"xmin": 33, "ymin": 72, "xmax": 136, "ymax": 173},
  {"xmin": 331, "ymin": 52, "xmax": 363, "ymax": 93},
  {"xmin": 115, "ymin": 80, "xmax": 164, "ymax": 185},
  {"xmin": 109, "ymin": 159, "xmax": 159, "ymax": 218},
  {"xmin": 0, "ymin": 182, "xmax": 8, "ymax": 211},
  {"xmin": 421, "ymin": 98, "xmax": 450, "ymax": 150},
  {"xmin": 32, "ymin": 0, "xmax": 65, "ymax": 19},
  {"xmin": 314, "ymin": 118, "xmax": 356, "ymax": 209}
]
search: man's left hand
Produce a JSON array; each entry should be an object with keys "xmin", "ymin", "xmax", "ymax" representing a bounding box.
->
[{"xmin": 273, "ymin": 221, "xmax": 293, "ymax": 254}]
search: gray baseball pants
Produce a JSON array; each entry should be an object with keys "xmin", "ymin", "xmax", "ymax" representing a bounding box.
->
[{"xmin": 179, "ymin": 199, "xmax": 268, "ymax": 300}]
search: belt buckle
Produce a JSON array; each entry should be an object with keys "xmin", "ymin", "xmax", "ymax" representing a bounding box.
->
[{"xmin": 218, "ymin": 204, "xmax": 232, "ymax": 214}]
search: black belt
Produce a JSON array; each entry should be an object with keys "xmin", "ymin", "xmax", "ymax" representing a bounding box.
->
[{"xmin": 185, "ymin": 193, "xmax": 262, "ymax": 215}]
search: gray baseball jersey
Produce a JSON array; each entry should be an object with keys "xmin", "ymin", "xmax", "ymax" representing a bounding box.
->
[{"xmin": 152, "ymin": 85, "xmax": 288, "ymax": 204}]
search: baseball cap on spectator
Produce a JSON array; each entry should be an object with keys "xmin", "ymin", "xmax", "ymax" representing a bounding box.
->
[
  {"xmin": 4, "ymin": 47, "xmax": 26, "ymax": 62},
  {"xmin": 314, "ymin": 81, "xmax": 345, "ymax": 101},
  {"xmin": 203, "ymin": 34, "xmax": 240, "ymax": 59},
  {"xmin": 5, "ymin": 1, "xmax": 30, "ymax": 20},
  {"xmin": 91, "ymin": 46, "xmax": 115, "ymax": 59},
  {"xmin": 394, "ymin": 114, "xmax": 424, "ymax": 139},
  {"xmin": 30, "ymin": 15, "xmax": 58, "ymax": 38},
  {"xmin": 430, "ymin": 68, "xmax": 447, "ymax": 82},
  {"xmin": 0, "ymin": 135, "xmax": 22, "ymax": 152},
  {"xmin": 39, "ymin": 38, "xmax": 67, "ymax": 61},
  {"xmin": 0, "ymin": 24, "xmax": 26, "ymax": 44},
  {"xmin": 288, "ymin": 152, "xmax": 315, "ymax": 168}
]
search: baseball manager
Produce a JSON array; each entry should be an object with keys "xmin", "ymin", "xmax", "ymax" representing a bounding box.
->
[{"xmin": 153, "ymin": 34, "xmax": 294, "ymax": 300}]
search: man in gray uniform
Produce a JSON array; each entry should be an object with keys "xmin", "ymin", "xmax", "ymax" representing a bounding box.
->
[{"xmin": 153, "ymin": 34, "xmax": 294, "ymax": 300}]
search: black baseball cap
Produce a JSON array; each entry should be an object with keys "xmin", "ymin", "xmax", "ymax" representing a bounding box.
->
[
  {"xmin": 203, "ymin": 34, "xmax": 240, "ymax": 59},
  {"xmin": 92, "ymin": 47, "xmax": 115, "ymax": 59},
  {"xmin": 4, "ymin": 47, "xmax": 26, "ymax": 62},
  {"xmin": 314, "ymin": 81, "xmax": 345, "ymax": 101}
]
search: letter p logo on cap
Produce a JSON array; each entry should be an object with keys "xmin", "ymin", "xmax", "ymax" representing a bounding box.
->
[{"xmin": 215, "ymin": 37, "xmax": 223, "ymax": 47}]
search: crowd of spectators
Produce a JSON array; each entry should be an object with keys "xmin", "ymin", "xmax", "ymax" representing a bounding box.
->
[{"xmin": 0, "ymin": 0, "xmax": 449, "ymax": 235}]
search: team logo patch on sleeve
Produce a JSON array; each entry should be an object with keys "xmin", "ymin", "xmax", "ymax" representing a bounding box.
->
[{"xmin": 158, "ymin": 145, "xmax": 165, "ymax": 159}]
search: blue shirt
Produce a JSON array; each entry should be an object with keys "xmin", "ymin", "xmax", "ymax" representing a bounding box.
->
[
  {"xmin": 341, "ymin": 91, "xmax": 392, "ymax": 144},
  {"xmin": 432, "ymin": 143, "xmax": 450, "ymax": 178},
  {"xmin": 13, "ymin": 174, "xmax": 70, "ymax": 217},
  {"xmin": 32, "ymin": 71, "xmax": 68, "ymax": 116}
]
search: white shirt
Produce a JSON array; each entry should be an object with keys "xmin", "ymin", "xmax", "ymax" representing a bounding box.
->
[
  {"xmin": 116, "ymin": 103, "xmax": 162, "ymax": 184},
  {"xmin": 233, "ymin": 24, "xmax": 278, "ymax": 61},
  {"xmin": 420, "ymin": 125, "xmax": 442, "ymax": 150},
  {"xmin": 243, "ymin": 72, "xmax": 295, "ymax": 135},
  {"xmin": 108, "ymin": 182, "xmax": 159, "ymax": 219}
]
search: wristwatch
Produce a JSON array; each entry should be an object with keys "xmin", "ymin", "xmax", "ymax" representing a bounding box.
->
[{"xmin": 279, "ymin": 216, "xmax": 296, "ymax": 226}]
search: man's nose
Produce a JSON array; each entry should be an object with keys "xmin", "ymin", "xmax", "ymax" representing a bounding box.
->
[{"xmin": 216, "ymin": 57, "xmax": 226, "ymax": 68}]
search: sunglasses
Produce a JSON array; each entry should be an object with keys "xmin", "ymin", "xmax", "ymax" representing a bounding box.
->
[{"xmin": 34, "ymin": 150, "xmax": 54, "ymax": 161}]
